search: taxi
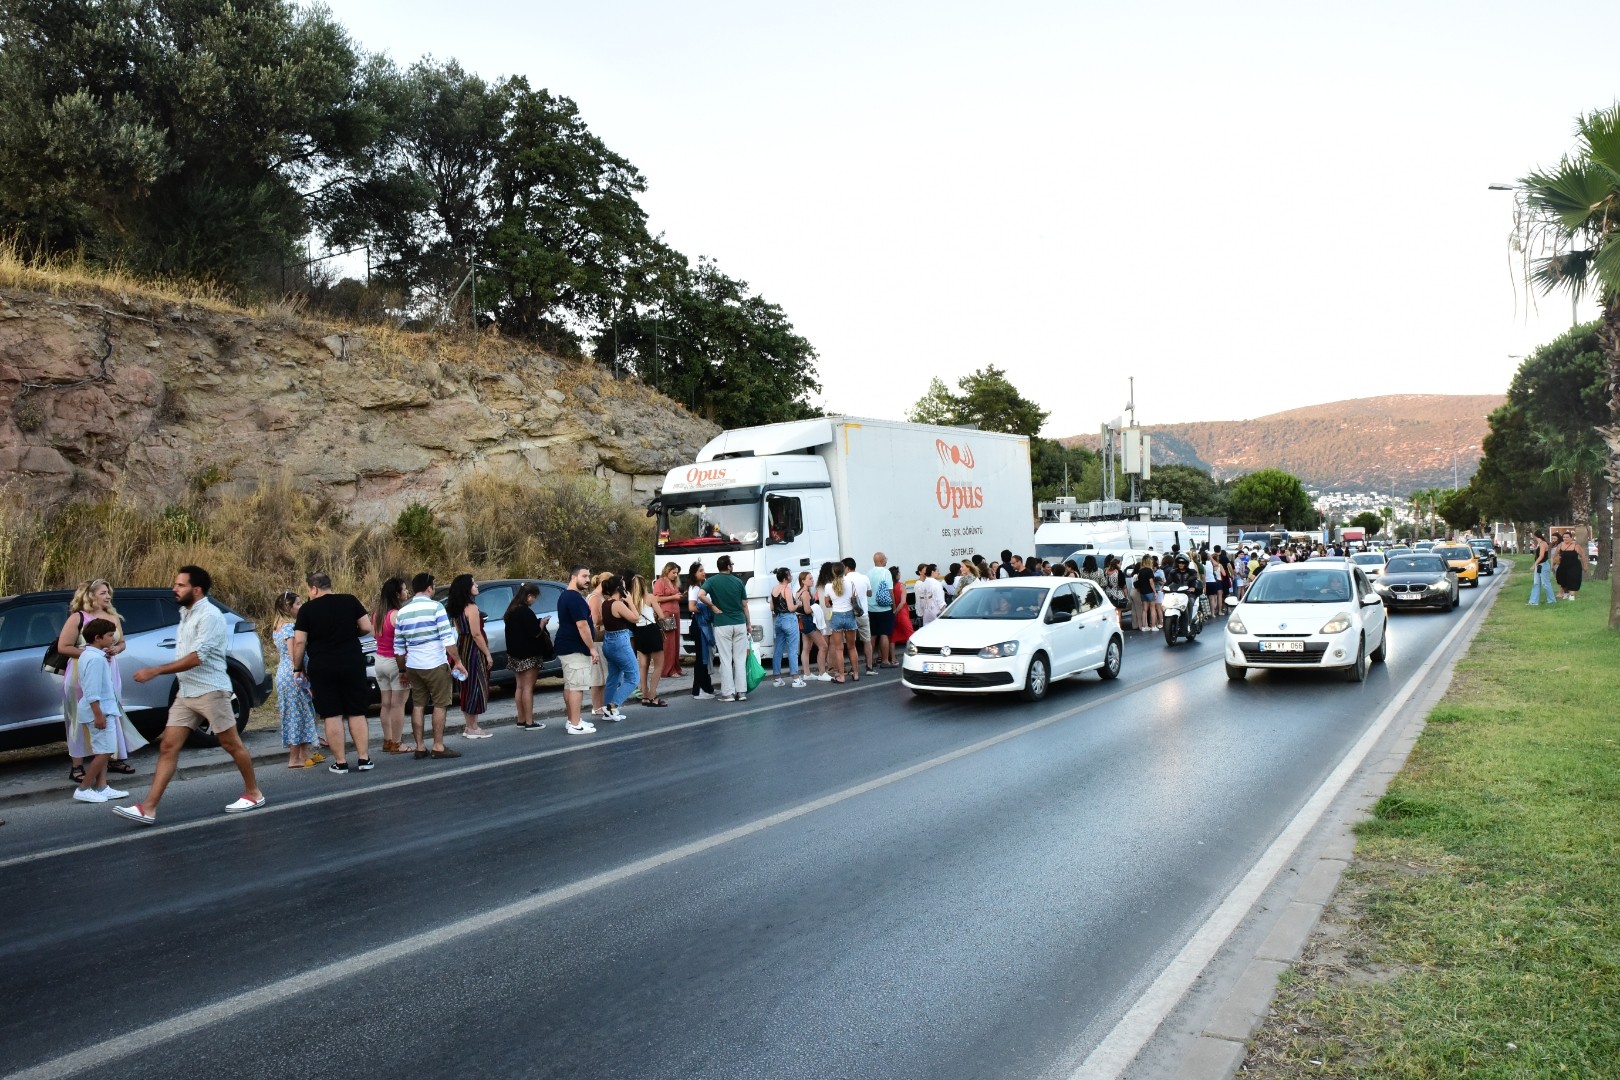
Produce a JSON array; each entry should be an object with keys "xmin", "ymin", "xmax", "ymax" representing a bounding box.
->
[{"xmin": 1430, "ymin": 543, "xmax": 1480, "ymax": 587}]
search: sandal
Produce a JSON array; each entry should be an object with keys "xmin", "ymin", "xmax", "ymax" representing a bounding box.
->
[
  {"xmin": 69, "ymin": 765, "xmax": 86, "ymax": 785},
  {"xmin": 831, "ymin": 675, "xmax": 846, "ymax": 684},
  {"xmin": 108, "ymin": 760, "xmax": 137, "ymax": 775}
]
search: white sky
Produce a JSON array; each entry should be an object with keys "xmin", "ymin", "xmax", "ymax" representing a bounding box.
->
[{"xmin": 322, "ymin": 0, "xmax": 1617, "ymax": 439}]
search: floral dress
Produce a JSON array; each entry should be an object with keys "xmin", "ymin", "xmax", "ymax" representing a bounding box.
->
[{"xmin": 274, "ymin": 623, "xmax": 318, "ymax": 747}]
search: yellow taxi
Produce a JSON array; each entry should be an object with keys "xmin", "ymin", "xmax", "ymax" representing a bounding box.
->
[{"xmin": 1432, "ymin": 543, "xmax": 1480, "ymax": 587}]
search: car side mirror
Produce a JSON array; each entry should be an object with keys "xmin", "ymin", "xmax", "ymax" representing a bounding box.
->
[
  {"xmin": 1049, "ymin": 610, "xmax": 1073, "ymax": 624},
  {"xmin": 1361, "ymin": 594, "xmax": 1382, "ymax": 607}
]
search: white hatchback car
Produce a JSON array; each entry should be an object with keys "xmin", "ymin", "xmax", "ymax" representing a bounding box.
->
[
  {"xmin": 1224, "ymin": 562, "xmax": 1388, "ymax": 682},
  {"xmin": 902, "ymin": 578, "xmax": 1123, "ymax": 701}
]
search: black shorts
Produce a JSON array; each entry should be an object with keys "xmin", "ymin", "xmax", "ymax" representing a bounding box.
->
[
  {"xmin": 869, "ymin": 610, "xmax": 895, "ymax": 638},
  {"xmin": 307, "ymin": 661, "xmax": 371, "ymax": 719}
]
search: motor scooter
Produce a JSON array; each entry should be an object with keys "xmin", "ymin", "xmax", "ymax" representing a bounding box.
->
[{"xmin": 1162, "ymin": 584, "xmax": 1203, "ymax": 646}]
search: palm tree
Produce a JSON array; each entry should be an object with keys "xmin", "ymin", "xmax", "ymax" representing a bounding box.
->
[{"xmin": 1513, "ymin": 103, "xmax": 1620, "ymax": 628}]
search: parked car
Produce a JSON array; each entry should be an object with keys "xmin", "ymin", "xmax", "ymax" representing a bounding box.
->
[
  {"xmin": 0, "ymin": 588, "xmax": 272, "ymax": 749},
  {"xmin": 1224, "ymin": 562, "xmax": 1389, "ymax": 682},
  {"xmin": 1467, "ymin": 538, "xmax": 1498, "ymax": 574},
  {"xmin": 902, "ymin": 577, "xmax": 1123, "ymax": 702},
  {"xmin": 362, "ymin": 579, "xmax": 568, "ymax": 694},
  {"xmin": 1371, "ymin": 553, "xmax": 1460, "ymax": 612}
]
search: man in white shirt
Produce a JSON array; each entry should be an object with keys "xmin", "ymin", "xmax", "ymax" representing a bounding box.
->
[
  {"xmin": 841, "ymin": 557, "xmax": 875, "ymax": 676},
  {"xmin": 115, "ymin": 565, "xmax": 264, "ymax": 825}
]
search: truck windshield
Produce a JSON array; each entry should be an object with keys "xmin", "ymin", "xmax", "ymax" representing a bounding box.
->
[{"xmin": 657, "ymin": 499, "xmax": 761, "ymax": 553}]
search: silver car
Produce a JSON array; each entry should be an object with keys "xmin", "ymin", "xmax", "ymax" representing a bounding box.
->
[
  {"xmin": 0, "ymin": 588, "xmax": 272, "ymax": 748},
  {"xmin": 361, "ymin": 579, "xmax": 568, "ymax": 693}
]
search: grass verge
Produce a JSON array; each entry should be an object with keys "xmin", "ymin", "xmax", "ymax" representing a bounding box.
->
[{"xmin": 1243, "ymin": 557, "xmax": 1620, "ymax": 1078}]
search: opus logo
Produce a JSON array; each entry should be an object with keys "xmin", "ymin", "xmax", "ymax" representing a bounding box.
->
[
  {"xmin": 684, "ymin": 466, "xmax": 727, "ymax": 486},
  {"xmin": 934, "ymin": 439, "xmax": 983, "ymax": 518}
]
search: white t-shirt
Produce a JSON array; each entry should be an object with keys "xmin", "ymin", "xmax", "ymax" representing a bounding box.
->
[
  {"xmin": 845, "ymin": 570, "xmax": 870, "ymax": 611},
  {"xmin": 822, "ymin": 582, "xmax": 855, "ymax": 613}
]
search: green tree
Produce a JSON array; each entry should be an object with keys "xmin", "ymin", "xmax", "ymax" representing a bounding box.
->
[
  {"xmin": 1437, "ymin": 488, "xmax": 1482, "ymax": 533},
  {"xmin": 1143, "ymin": 464, "xmax": 1223, "ymax": 517},
  {"xmin": 1468, "ymin": 404, "xmax": 1569, "ymax": 529},
  {"xmin": 1347, "ymin": 511, "xmax": 1384, "ymax": 537},
  {"xmin": 904, "ymin": 365, "xmax": 1047, "ymax": 437},
  {"xmin": 0, "ymin": 0, "xmax": 371, "ymax": 283},
  {"xmin": 1228, "ymin": 469, "xmax": 1313, "ymax": 530},
  {"xmin": 1030, "ymin": 439, "xmax": 1102, "ymax": 503},
  {"xmin": 1513, "ymin": 103, "xmax": 1620, "ymax": 625}
]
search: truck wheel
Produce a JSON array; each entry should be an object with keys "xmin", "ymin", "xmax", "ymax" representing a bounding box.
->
[
  {"xmin": 1020, "ymin": 654, "xmax": 1050, "ymax": 702},
  {"xmin": 1098, "ymin": 637, "xmax": 1122, "ymax": 680}
]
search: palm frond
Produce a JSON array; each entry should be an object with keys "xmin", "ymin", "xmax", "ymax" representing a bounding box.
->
[
  {"xmin": 1575, "ymin": 102, "xmax": 1620, "ymax": 179},
  {"xmin": 1530, "ymin": 249, "xmax": 1594, "ymax": 297},
  {"xmin": 1522, "ymin": 159, "xmax": 1616, "ymax": 234}
]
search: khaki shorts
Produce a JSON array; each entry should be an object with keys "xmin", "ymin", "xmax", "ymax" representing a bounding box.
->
[
  {"xmin": 855, "ymin": 613, "xmax": 872, "ymax": 643},
  {"xmin": 374, "ymin": 655, "xmax": 404, "ymax": 692},
  {"xmin": 407, "ymin": 663, "xmax": 454, "ymax": 709},
  {"xmin": 168, "ymin": 690, "xmax": 236, "ymax": 736},
  {"xmin": 560, "ymin": 652, "xmax": 594, "ymax": 692},
  {"xmin": 589, "ymin": 651, "xmax": 606, "ymax": 687}
]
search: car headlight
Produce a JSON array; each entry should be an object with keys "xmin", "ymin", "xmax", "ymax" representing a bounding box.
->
[
  {"xmin": 1373, "ymin": 580, "xmax": 1391, "ymax": 592},
  {"xmin": 905, "ymin": 642, "xmax": 919, "ymax": 656},
  {"xmin": 1319, "ymin": 612, "xmax": 1354, "ymax": 635},
  {"xmin": 978, "ymin": 641, "xmax": 1019, "ymax": 658},
  {"xmin": 1227, "ymin": 614, "xmax": 1247, "ymax": 634}
]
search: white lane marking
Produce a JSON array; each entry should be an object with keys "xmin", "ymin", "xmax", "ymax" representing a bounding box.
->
[
  {"xmin": 0, "ymin": 648, "xmax": 1214, "ymax": 872},
  {"xmin": 5, "ymin": 653, "xmax": 1218, "ymax": 1080},
  {"xmin": 1071, "ymin": 571, "xmax": 1506, "ymax": 1078}
]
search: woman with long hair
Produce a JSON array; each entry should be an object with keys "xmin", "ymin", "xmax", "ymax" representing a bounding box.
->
[
  {"xmin": 372, "ymin": 576, "xmax": 411, "ymax": 753},
  {"xmin": 820, "ymin": 561, "xmax": 859, "ymax": 684},
  {"xmin": 445, "ymin": 574, "xmax": 493, "ymax": 738},
  {"xmin": 599, "ymin": 575, "xmax": 639, "ymax": 720},
  {"xmin": 796, "ymin": 570, "xmax": 829, "ymax": 681},
  {"xmin": 888, "ymin": 566, "xmax": 915, "ymax": 648},
  {"xmin": 687, "ymin": 562, "xmax": 718, "ymax": 699},
  {"xmin": 652, "ymin": 562, "xmax": 684, "ymax": 680},
  {"xmin": 57, "ymin": 579, "xmax": 145, "ymax": 784},
  {"xmin": 272, "ymin": 590, "xmax": 320, "ymax": 767},
  {"xmin": 629, "ymin": 575, "xmax": 669, "ymax": 707},
  {"xmin": 502, "ymin": 583, "xmax": 548, "ymax": 730},
  {"xmin": 769, "ymin": 567, "xmax": 804, "ymax": 687}
]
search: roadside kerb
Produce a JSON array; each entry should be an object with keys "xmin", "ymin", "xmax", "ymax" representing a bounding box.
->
[{"xmin": 1146, "ymin": 569, "xmax": 1510, "ymax": 1080}]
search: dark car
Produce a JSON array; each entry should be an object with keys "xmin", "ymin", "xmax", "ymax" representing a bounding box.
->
[
  {"xmin": 363, "ymin": 579, "xmax": 568, "ymax": 693},
  {"xmin": 1371, "ymin": 553, "xmax": 1459, "ymax": 612},
  {"xmin": 0, "ymin": 588, "xmax": 272, "ymax": 749},
  {"xmin": 1467, "ymin": 538, "xmax": 1498, "ymax": 575}
]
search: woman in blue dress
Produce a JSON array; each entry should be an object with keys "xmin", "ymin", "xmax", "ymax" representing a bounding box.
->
[{"xmin": 272, "ymin": 591, "xmax": 321, "ymax": 767}]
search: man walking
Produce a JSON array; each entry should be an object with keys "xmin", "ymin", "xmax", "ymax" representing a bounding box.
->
[
  {"xmin": 842, "ymin": 557, "xmax": 876, "ymax": 675},
  {"xmin": 1528, "ymin": 529, "xmax": 1554, "ymax": 605},
  {"xmin": 114, "ymin": 566, "xmax": 264, "ymax": 825},
  {"xmin": 706, "ymin": 555, "xmax": 752, "ymax": 702},
  {"xmin": 395, "ymin": 573, "xmax": 466, "ymax": 759},
  {"xmin": 555, "ymin": 565, "xmax": 599, "ymax": 735},
  {"xmin": 869, "ymin": 551, "xmax": 897, "ymax": 668},
  {"xmin": 291, "ymin": 572, "xmax": 374, "ymax": 774}
]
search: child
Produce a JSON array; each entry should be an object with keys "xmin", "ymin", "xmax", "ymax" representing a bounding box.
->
[{"xmin": 74, "ymin": 618, "xmax": 128, "ymax": 804}]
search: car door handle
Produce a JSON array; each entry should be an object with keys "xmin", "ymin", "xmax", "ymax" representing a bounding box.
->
[{"xmin": 160, "ymin": 639, "xmax": 177, "ymax": 648}]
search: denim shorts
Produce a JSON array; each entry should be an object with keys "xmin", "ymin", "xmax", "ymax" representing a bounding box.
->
[{"xmin": 828, "ymin": 611, "xmax": 857, "ymax": 633}]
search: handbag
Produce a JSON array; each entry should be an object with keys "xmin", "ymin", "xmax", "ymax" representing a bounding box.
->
[
  {"xmin": 657, "ymin": 615, "xmax": 678, "ymax": 632},
  {"xmin": 535, "ymin": 618, "xmax": 555, "ymax": 661},
  {"xmin": 850, "ymin": 589, "xmax": 865, "ymax": 618},
  {"xmin": 745, "ymin": 643, "xmax": 766, "ymax": 692},
  {"xmin": 42, "ymin": 642, "xmax": 69, "ymax": 676}
]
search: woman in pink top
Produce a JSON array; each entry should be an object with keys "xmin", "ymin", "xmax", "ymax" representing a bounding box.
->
[{"xmin": 373, "ymin": 577, "xmax": 411, "ymax": 753}]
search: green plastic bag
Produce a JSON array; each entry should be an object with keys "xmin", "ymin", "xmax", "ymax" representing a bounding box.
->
[{"xmin": 745, "ymin": 643, "xmax": 766, "ymax": 692}]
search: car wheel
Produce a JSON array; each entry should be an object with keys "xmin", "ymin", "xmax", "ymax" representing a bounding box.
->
[
  {"xmin": 1225, "ymin": 662, "xmax": 1246, "ymax": 681},
  {"xmin": 1099, "ymin": 636, "xmax": 1122, "ymax": 680},
  {"xmin": 1020, "ymin": 653, "xmax": 1050, "ymax": 702},
  {"xmin": 1345, "ymin": 638, "xmax": 1367, "ymax": 683},
  {"xmin": 1452, "ymin": 590, "xmax": 1461, "ymax": 609},
  {"xmin": 1370, "ymin": 624, "xmax": 1388, "ymax": 663}
]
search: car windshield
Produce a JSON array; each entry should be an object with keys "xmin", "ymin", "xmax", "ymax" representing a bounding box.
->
[
  {"xmin": 942, "ymin": 586, "xmax": 1046, "ymax": 620},
  {"xmin": 1386, "ymin": 555, "xmax": 1445, "ymax": 575},
  {"xmin": 1243, "ymin": 570, "xmax": 1352, "ymax": 604},
  {"xmin": 1434, "ymin": 547, "xmax": 1472, "ymax": 561},
  {"xmin": 1352, "ymin": 553, "xmax": 1383, "ymax": 565},
  {"xmin": 656, "ymin": 498, "xmax": 760, "ymax": 553}
]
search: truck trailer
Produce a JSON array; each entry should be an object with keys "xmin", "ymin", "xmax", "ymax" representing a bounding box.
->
[{"xmin": 651, "ymin": 417, "xmax": 1035, "ymax": 646}]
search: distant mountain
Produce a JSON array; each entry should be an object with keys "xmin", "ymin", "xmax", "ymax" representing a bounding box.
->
[{"xmin": 1061, "ymin": 394, "xmax": 1504, "ymax": 495}]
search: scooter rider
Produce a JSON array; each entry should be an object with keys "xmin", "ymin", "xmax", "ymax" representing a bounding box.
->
[{"xmin": 1165, "ymin": 555, "xmax": 1204, "ymax": 596}]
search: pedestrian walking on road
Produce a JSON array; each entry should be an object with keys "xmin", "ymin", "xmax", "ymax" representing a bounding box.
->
[
  {"xmin": 688, "ymin": 562, "xmax": 718, "ymax": 699},
  {"xmin": 556, "ymin": 565, "xmax": 599, "ymax": 735},
  {"xmin": 271, "ymin": 591, "xmax": 320, "ymax": 768},
  {"xmin": 1528, "ymin": 529, "xmax": 1554, "ymax": 605},
  {"xmin": 503, "ymin": 583, "xmax": 550, "ymax": 730},
  {"xmin": 114, "ymin": 566, "xmax": 265, "ymax": 825},
  {"xmin": 653, "ymin": 562, "xmax": 684, "ymax": 680},
  {"xmin": 446, "ymin": 574, "xmax": 493, "ymax": 738},
  {"xmin": 372, "ymin": 577, "xmax": 411, "ymax": 753},
  {"xmin": 292, "ymin": 573, "xmax": 374, "ymax": 773},
  {"xmin": 72, "ymin": 619, "xmax": 128, "ymax": 804},
  {"xmin": 599, "ymin": 575, "xmax": 639, "ymax": 720},
  {"xmin": 396, "ymin": 573, "xmax": 467, "ymax": 760},
  {"xmin": 707, "ymin": 555, "xmax": 752, "ymax": 701},
  {"xmin": 57, "ymin": 579, "xmax": 143, "ymax": 786}
]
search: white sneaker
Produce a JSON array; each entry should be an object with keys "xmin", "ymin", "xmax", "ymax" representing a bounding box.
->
[
  {"xmin": 773, "ymin": 678, "xmax": 785, "ymax": 687},
  {"xmin": 73, "ymin": 788, "xmax": 107, "ymax": 803},
  {"xmin": 791, "ymin": 678, "xmax": 807, "ymax": 688},
  {"xmin": 565, "ymin": 721, "xmax": 596, "ymax": 734},
  {"xmin": 693, "ymin": 690, "xmax": 715, "ymax": 700},
  {"xmin": 817, "ymin": 672, "xmax": 833, "ymax": 682},
  {"xmin": 98, "ymin": 787, "xmax": 129, "ymax": 800}
]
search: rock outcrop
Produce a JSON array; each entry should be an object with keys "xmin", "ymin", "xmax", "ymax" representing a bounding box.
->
[{"xmin": 0, "ymin": 286, "xmax": 719, "ymax": 519}]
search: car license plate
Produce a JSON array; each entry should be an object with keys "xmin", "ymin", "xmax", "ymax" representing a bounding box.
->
[
  {"xmin": 1396, "ymin": 593, "xmax": 1419, "ymax": 600},
  {"xmin": 923, "ymin": 662, "xmax": 964, "ymax": 675},
  {"xmin": 1259, "ymin": 640, "xmax": 1305, "ymax": 653}
]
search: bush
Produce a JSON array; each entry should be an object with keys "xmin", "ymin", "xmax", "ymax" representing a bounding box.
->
[{"xmin": 394, "ymin": 502, "xmax": 447, "ymax": 565}]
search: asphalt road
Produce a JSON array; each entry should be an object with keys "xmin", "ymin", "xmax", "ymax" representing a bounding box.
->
[{"xmin": 0, "ymin": 582, "xmax": 1497, "ymax": 1080}]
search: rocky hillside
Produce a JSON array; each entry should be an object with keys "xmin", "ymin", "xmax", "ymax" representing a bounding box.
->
[
  {"xmin": 1062, "ymin": 395, "xmax": 1503, "ymax": 493},
  {"xmin": 0, "ymin": 282, "xmax": 719, "ymax": 520}
]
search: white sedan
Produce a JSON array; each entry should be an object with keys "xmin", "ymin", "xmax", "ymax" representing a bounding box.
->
[
  {"xmin": 1351, "ymin": 550, "xmax": 1387, "ymax": 577},
  {"xmin": 902, "ymin": 578, "xmax": 1123, "ymax": 701},
  {"xmin": 1225, "ymin": 562, "xmax": 1388, "ymax": 682}
]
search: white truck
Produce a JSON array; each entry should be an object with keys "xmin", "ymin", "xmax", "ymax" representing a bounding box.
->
[{"xmin": 652, "ymin": 417, "xmax": 1035, "ymax": 646}]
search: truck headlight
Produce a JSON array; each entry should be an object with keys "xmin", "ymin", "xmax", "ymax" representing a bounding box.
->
[{"xmin": 978, "ymin": 641, "xmax": 1019, "ymax": 658}]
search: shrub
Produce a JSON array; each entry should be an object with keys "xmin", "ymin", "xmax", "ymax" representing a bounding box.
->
[{"xmin": 394, "ymin": 502, "xmax": 447, "ymax": 566}]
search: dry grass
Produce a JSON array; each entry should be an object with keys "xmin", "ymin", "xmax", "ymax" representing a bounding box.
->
[{"xmin": 0, "ymin": 240, "xmax": 241, "ymax": 314}]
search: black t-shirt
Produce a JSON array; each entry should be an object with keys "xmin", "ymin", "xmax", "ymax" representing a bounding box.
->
[{"xmin": 294, "ymin": 593, "xmax": 368, "ymax": 669}]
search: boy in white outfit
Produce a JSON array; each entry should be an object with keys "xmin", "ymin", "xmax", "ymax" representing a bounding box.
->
[{"xmin": 74, "ymin": 618, "xmax": 129, "ymax": 804}]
